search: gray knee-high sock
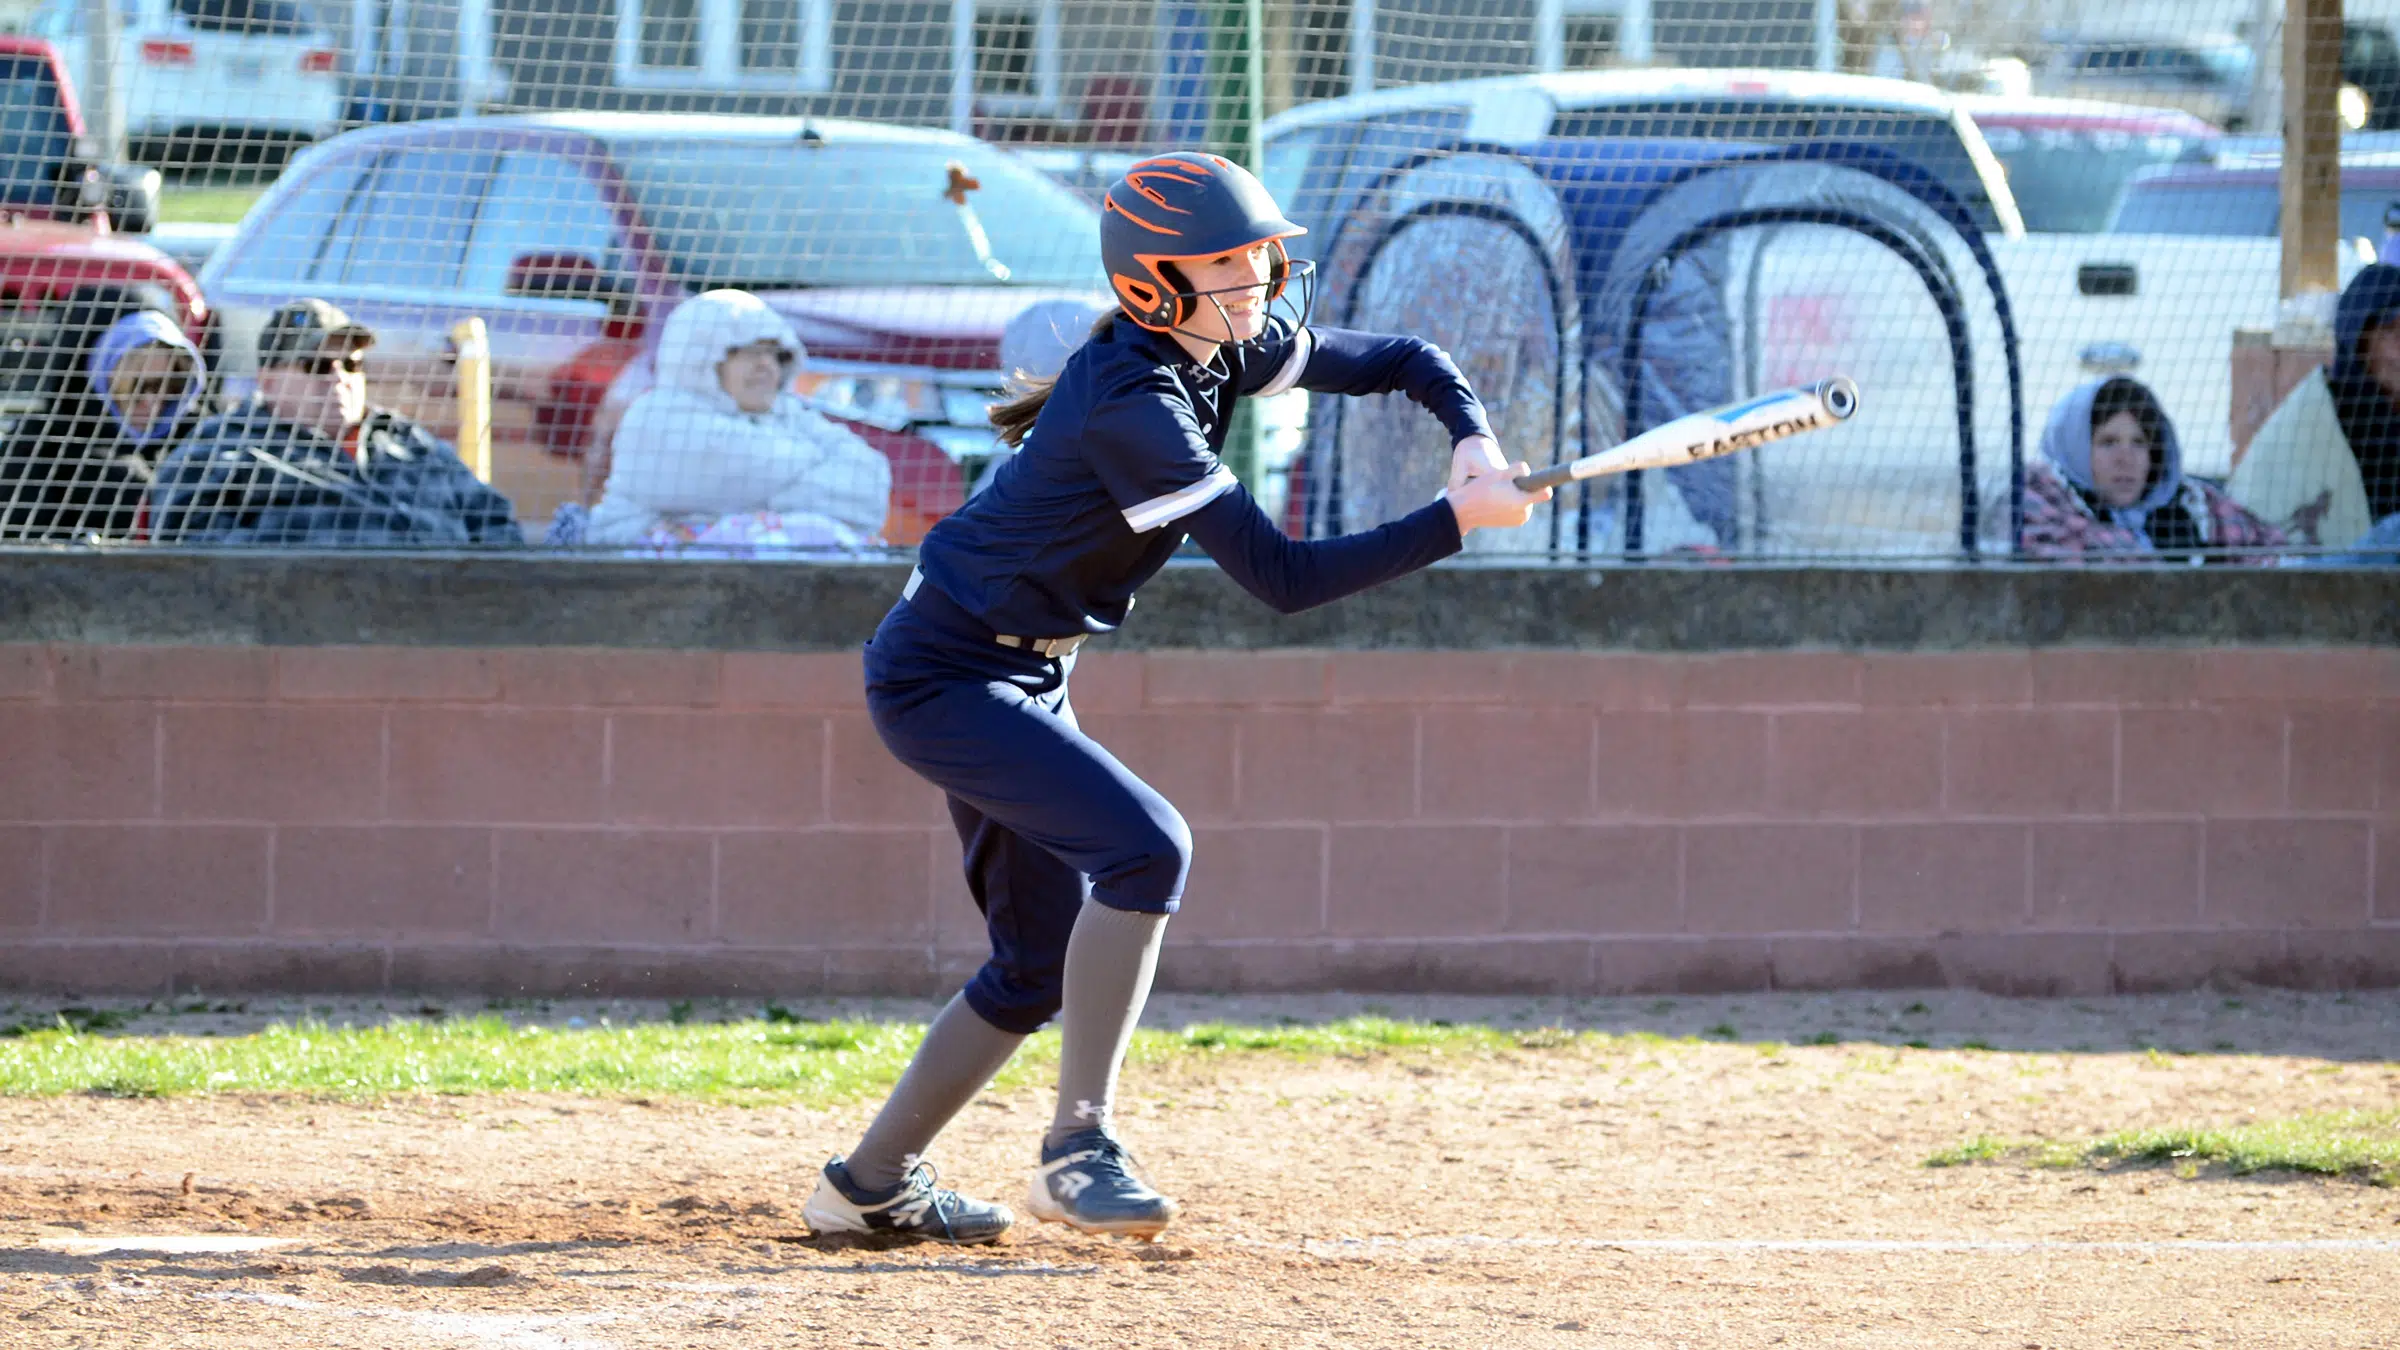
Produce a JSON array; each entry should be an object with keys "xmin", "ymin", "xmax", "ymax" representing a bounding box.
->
[
  {"xmin": 845, "ymin": 993, "xmax": 1025, "ymax": 1192},
  {"xmin": 1049, "ymin": 899, "xmax": 1169, "ymax": 1148}
]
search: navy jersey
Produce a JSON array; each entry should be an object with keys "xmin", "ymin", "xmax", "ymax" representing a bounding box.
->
[{"xmin": 916, "ymin": 314, "xmax": 1494, "ymax": 637}]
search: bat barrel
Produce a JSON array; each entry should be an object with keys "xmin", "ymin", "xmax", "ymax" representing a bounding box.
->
[{"xmin": 1816, "ymin": 376, "xmax": 1860, "ymax": 421}]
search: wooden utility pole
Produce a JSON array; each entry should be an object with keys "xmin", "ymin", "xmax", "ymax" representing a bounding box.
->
[{"xmin": 2282, "ymin": 0, "xmax": 2344, "ymax": 299}]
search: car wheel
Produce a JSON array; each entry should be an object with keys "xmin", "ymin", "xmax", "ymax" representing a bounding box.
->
[{"xmin": 1331, "ymin": 211, "xmax": 1561, "ymax": 554}]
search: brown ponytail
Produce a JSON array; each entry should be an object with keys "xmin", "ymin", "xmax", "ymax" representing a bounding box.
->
[{"xmin": 988, "ymin": 309, "xmax": 1122, "ymax": 447}]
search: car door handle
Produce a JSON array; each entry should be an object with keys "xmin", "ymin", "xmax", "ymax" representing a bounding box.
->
[{"xmin": 2078, "ymin": 263, "xmax": 2138, "ymax": 297}]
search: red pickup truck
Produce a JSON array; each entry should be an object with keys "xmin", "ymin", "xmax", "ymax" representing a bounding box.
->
[{"xmin": 2, "ymin": 36, "xmax": 207, "ymax": 431}]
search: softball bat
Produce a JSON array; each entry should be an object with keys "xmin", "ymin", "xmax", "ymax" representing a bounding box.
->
[{"xmin": 1513, "ymin": 377, "xmax": 1859, "ymax": 492}]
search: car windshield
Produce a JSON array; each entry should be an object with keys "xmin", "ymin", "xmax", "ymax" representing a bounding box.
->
[
  {"xmin": 611, "ymin": 139, "xmax": 1103, "ymax": 289},
  {"xmin": 1979, "ymin": 123, "xmax": 2203, "ymax": 232},
  {"xmin": 0, "ymin": 56, "xmax": 71, "ymax": 211}
]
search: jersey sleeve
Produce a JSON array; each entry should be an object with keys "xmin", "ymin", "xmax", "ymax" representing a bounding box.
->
[
  {"xmin": 1240, "ymin": 322, "xmax": 1495, "ymax": 445},
  {"xmin": 1180, "ymin": 476, "xmax": 1462, "ymax": 615},
  {"xmin": 1079, "ymin": 372, "xmax": 1241, "ymax": 534}
]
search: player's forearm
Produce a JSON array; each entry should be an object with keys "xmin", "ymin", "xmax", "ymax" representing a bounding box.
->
[
  {"xmin": 1296, "ymin": 328, "xmax": 1494, "ymax": 445},
  {"xmin": 1181, "ymin": 483, "xmax": 1461, "ymax": 615}
]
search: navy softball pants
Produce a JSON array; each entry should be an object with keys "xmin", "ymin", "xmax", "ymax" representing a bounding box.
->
[{"xmin": 862, "ymin": 597, "xmax": 1191, "ymax": 1035}]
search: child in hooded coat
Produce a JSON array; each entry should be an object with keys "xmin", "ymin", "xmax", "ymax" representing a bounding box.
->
[
  {"xmin": 2024, "ymin": 375, "xmax": 2282, "ymax": 562},
  {"xmin": 587, "ymin": 289, "xmax": 892, "ymax": 553},
  {"xmin": 0, "ymin": 306, "xmax": 206, "ymax": 541}
]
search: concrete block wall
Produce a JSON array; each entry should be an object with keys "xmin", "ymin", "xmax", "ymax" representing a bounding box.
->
[{"xmin": 1, "ymin": 641, "xmax": 2393, "ymax": 998}]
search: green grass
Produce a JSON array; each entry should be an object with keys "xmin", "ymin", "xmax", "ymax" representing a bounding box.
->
[
  {"xmin": 1929, "ymin": 1110, "xmax": 2400, "ymax": 1186},
  {"xmin": 156, "ymin": 184, "xmax": 267, "ymax": 225},
  {"xmin": 0, "ymin": 1014, "xmax": 1605, "ymax": 1105}
]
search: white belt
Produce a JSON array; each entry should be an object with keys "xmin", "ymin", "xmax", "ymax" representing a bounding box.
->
[{"xmin": 904, "ymin": 568, "xmax": 1087, "ymax": 658}]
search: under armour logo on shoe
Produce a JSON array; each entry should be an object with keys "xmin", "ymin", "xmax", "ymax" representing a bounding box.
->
[
  {"xmin": 1054, "ymin": 1170, "xmax": 1093, "ymax": 1200},
  {"xmin": 1073, "ymin": 1099, "xmax": 1108, "ymax": 1123}
]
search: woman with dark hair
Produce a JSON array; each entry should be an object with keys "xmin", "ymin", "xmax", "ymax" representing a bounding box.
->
[
  {"xmin": 2024, "ymin": 375, "xmax": 2282, "ymax": 562},
  {"xmin": 0, "ymin": 288, "xmax": 206, "ymax": 542}
]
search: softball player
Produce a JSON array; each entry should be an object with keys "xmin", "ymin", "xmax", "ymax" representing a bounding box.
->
[{"xmin": 801, "ymin": 152, "xmax": 1547, "ymax": 1245}]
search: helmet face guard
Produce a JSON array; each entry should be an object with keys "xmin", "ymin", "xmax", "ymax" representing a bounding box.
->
[{"xmin": 1102, "ymin": 152, "xmax": 1314, "ymax": 346}]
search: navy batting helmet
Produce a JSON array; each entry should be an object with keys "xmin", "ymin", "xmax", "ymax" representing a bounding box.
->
[{"xmin": 1101, "ymin": 152, "xmax": 1308, "ymax": 331}]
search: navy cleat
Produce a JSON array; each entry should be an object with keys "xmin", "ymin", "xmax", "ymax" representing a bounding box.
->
[
  {"xmin": 801, "ymin": 1156, "xmax": 1013, "ymax": 1245},
  {"xmin": 1025, "ymin": 1127, "xmax": 1179, "ymax": 1239}
]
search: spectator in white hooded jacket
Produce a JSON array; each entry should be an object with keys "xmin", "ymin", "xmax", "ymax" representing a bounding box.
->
[{"xmin": 586, "ymin": 289, "xmax": 892, "ymax": 552}]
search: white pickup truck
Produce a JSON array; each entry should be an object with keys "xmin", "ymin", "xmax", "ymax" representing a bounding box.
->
[{"xmin": 1262, "ymin": 70, "xmax": 2335, "ymax": 555}]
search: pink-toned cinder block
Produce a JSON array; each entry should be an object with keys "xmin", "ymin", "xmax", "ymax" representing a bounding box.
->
[
  {"xmin": 2202, "ymin": 819, "xmax": 2372, "ymax": 928},
  {"xmin": 272, "ymin": 825, "xmax": 492, "ymax": 937},
  {"xmin": 719, "ymin": 652, "xmax": 868, "ymax": 711},
  {"xmin": 276, "ymin": 646, "xmax": 501, "ymax": 703},
  {"xmin": 2197, "ymin": 648, "xmax": 2389, "ymax": 704},
  {"xmin": 1417, "ymin": 708, "xmax": 1595, "ymax": 822},
  {"xmin": 717, "ymin": 829, "xmax": 935, "ymax": 946},
  {"xmin": 44, "ymin": 824, "xmax": 269, "ymax": 935},
  {"xmin": 1856, "ymin": 822, "xmax": 2028, "ymax": 934},
  {"xmin": 2279, "ymin": 928, "xmax": 2400, "ymax": 989},
  {"xmin": 2286, "ymin": 708, "xmax": 2380, "ymax": 813},
  {"xmin": 1683, "ymin": 651, "xmax": 1862, "ymax": 710},
  {"xmin": 1682, "ymin": 823, "xmax": 1857, "ymax": 934},
  {"xmin": 2108, "ymin": 930, "xmax": 2291, "ymax": 993},
  {"xmin": 825, "ymin": 715, "xmax": 947, "ymax": 826},
  {"xmin": 1144, "ymin": 650, "xmax": 1327, "ymax": 706},
  {"xmin": 2029, "ymin": 648, "xmax": 2201, "ymax": 708},
  {"xmin": 2116, "ymin": 706, "xmax": 2288, "ymax": 817},
  {"xmin": 1765, "ymin": 936, "xmax": 1945, "ymax": 990},
  {"xmin": 1859, "ymin": 652, "xmax": 2033, "ymax": 708},
  {"xmin": 1944, "ymin": 708, "xmax": 2117, "ymax": 817},
  {"xmin": 160, "ymin": 704, "xmax": 386, "ymax": 824},
  {"xmin": 492, "ymin": 828, "xmax": 713, "ymax": 943},
  {"xmin": 1233, "ymin": 710, "xmax": 1416, "ymax": 823},
  {"xmin": 2029, "ymin": 820, "xmax": 2202, "ymax": 929},
  {"xmin": 1928, "ymin": 932, "xmax": 2114, "ymax": 997},
  {"xmin": 1592, "ymin": 937, "xmax": 1773, "ymax": 993},
  {"xmin": 1061, "ymin": 651, "xmax": 1142, "ymax": 714},
  {"xmin": 1768, "ymin": 710, "xmax": 1943, "ymax": 820},
  {"xmin": 385, "ymin": 708, "xmax": 607, "ymax": 825},
  {"xmin": 2379, "ymin": 824, "xmax": 2400, "ymax": 923},
  {"xmin": 0, "ymin": 703, "xmax": 158, "ymax": 823},
  {"xmin": 0, "ymin": 941, "xmax": 175, "ymax": 995},
  {"xmin": 0, "ymin": 827, "xmax": 42, "ymax": 931},
  {"xmin": 1075, "ymin": 712, "xmax": 1238, "ymax": 824},
  {"xmin": 1503, "ymin": 823, "xmax": 1680, "ymax": 935},
  {"xmin": 1506, "ymin": 652, "xmax": 1685, "ymax": 710},
  {"xmin": 0, "ymin": 645, "xmax": 51, "ymax": 700},
  {"xmin": 1325, "ymin": 824, "xmax": 1505, "ymax": 939},
  {"xmin": 1655, "ymin": 711, "xmax": 1774, "ymax": 819},
  {"xmin": 1326, "ymin": 650, "xmax": 1509, "ymax": 705},
  {"xmin": 497, "ymin": 648, "xmax": 722, "ymax": 709},
  {"xmin": 51, "ymin": 644, "xmax": 273, "ymax": 702},
  {"xmin": 605, "ymin": 711, "xmax": 827, "ymax": 829},
  {"xmin": 170, "ymin": 943, "xmax": 388, "ymax": 995},
  {"xmin": 1176, "ymin": 826, "xmax": 1326, "ymax": 941}
]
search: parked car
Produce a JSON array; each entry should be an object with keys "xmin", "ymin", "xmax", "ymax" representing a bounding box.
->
[
  {"xmin": 2108, "ymin": 153, "xmax": 2400, "ymax": 243},
  {"xmin": 2346, "ymin": 20, "xmax": 2400, "ymax": 131},
  {"xmin": 199, "ymin": 113, "xmax": 1107, "ymax": 539},
  {"xmin": 2, "ymin": 35, "xmax": 208, "ymax": 440},
  {"xmin": 1955, "ymin": 94, "xmax": 2217, "ymax": 234},
  {"xmin": 2, "ymin": 35, "xmax": 162, "ymax": 231},
  {"xmin": 2036, "ymin": 32, "xmax": 2260, "ymax": 129},
  {"xmin": 26, "ymin": 0, "xmax": 343, "ymax": 165}
]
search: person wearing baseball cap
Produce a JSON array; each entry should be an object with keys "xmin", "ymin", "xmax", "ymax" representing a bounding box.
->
[{"xmin": 148, "ymin": 298, "xmax": 522, "ymax": 546}]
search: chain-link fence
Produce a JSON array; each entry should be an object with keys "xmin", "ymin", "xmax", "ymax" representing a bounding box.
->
[{"xmin": 3, "ymin": 0, "xmax": 2397, "ymax": 561}]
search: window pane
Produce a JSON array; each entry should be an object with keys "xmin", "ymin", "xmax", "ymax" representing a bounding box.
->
[
  {"xmin": 172, "ymin": 0, "xmax": 319, "ymax": 36},
  {"xmin": 220, "ymin": 158, "xmax": 371, "ymax": 284},
  {"xmin": 0, "ymin": 57, "xmax": 71, "ymax": 211},
  {"xmin": 1290, "ymin": 0, "xmax": 1349, "ymax": 104},
  {"xmin": 1564, "ymin": 16, "xmax": 1620, "ymax": 69},
  {"xmin": 336, "ymin": 148, "xmax": 497, "ymax": 291},
  {"xmin": 975, "ymin": 10, "xmax": 1037, "ymax": 97},
  {"xmin": 460, "ymin": 152, "xmax": 625, "ymax": 296},
  {"xmin": 742, "ymin": 0, "xmax": 801, "ymax": 71},
  {"xmin": 640, "ymin": 0, "xmax": 701, "ymax": 70}
]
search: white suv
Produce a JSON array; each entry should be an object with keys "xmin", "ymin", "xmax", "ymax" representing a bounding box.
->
[{"xmin": 29, "ymin": 0, "xmax": 342, "ymax": 158}]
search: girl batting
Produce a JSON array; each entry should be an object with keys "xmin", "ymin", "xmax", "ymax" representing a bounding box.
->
[{"xmin": 802, "ymin": 152, "xmax": 1547, "ymax": 1244}]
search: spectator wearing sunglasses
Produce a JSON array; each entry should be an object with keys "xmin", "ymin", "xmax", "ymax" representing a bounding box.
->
[
  {"xmin": 150, "ymin": 299, "xmax": 522, "ymax": 547},
  {"xmin": 581, "ymin": 289, "xmax": 891, "ymax": 553},
  {"xmin": 0, "ymin": 301, "xmax": 206, "ymax": 542}
]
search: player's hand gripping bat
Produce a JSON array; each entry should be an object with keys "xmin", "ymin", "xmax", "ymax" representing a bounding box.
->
[{"xmin": 1512, "ymin": 378, "xmax": 1859, "ymax": 493}]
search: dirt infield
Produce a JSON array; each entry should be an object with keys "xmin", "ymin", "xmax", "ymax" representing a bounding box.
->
[{"xmin": 3, "ymin": 990, "xmax": 2397, "ymax": 1348}]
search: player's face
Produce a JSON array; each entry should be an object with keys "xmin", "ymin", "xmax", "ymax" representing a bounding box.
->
[
  {"xmin": 1181, "ymin": 243, "xmax": 1276, "ymax": 344},
  {"xmin": 2090, "ymin": 410, "xmax": 2153, "ymax": 508}
]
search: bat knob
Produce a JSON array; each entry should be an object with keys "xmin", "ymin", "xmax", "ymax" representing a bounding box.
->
[{"xmin": 1818, "ymin": 377, "xmax": 1860, "ymax": 421}]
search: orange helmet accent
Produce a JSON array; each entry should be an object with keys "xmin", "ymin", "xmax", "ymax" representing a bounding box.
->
[{"xmin": 1101, "ymin": 151, "xmax": 1306, "ymax": 331}]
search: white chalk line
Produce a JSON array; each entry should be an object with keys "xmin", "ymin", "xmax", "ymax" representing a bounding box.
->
[{"xmin": 1263, "ymin": 1235, "xmax": 2400, "ymax": 1258}]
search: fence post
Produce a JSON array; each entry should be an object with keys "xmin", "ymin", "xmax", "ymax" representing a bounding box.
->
[
  {"xmin": 2280, "ymin": 0, "xmax": 2342, "ymax": 303},
  {"xmin": 80, "ymin": 0, "xmax": 125, "ymax": 164}
]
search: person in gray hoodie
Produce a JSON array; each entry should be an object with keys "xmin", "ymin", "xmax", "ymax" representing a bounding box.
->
[
  {"xmin": 2023, "ymin": 375, "xmax": 2282, "ymax": 562},
  {"xmin": 0, "ymin": 300, "xmax": 205, "ymax": 541}
]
